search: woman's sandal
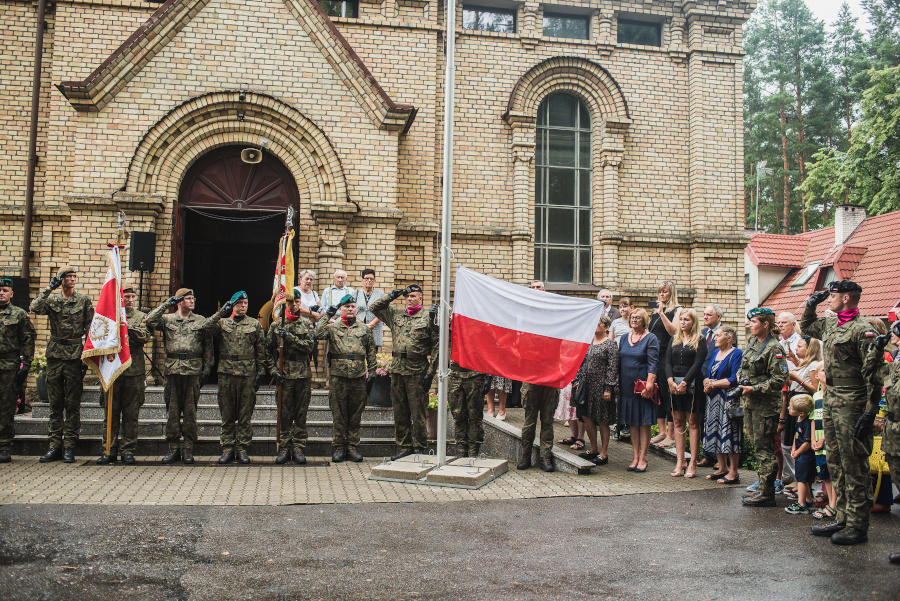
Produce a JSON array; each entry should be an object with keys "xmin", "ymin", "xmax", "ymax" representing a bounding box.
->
[
  {"xmin": 570, "ymin": 439, "xmax": 585, "ymax": 450},
  {"xmin": 717, "ymin": 476, "xmax": 741, "ymax": 485},
  {"xmin": 650, "ymin": 434, "xmax": 667, "ymax": 445},
  {"xmin": 812, "ymin": 506, "xmax": 836, "ymax": 520},
  {"xmin": 578, "ymin": 451, "xmax": 599, "ymax": 460},
  {"xmin": 658, "ymin": 439, "xmax": 676, "ymax": 449},
  {"xmin": 558, "ymin": 437, "xmax": 577, "ymax": 445},
  {"xmin": 705, "ymin": 471, "xmax": 729, "ymax": 481}
]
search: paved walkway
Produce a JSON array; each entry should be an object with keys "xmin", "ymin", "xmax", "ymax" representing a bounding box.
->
[{"xmin": 0, "ymin": 408, "xmax": 755, "ymax": 506}]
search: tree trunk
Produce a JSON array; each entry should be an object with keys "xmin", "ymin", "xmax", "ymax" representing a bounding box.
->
[
  {"xmin": 748, "ymin": 162, "xmax": 755, "ymax": 227},
  {"xmin": 844, "ymin": 81, "xmax": 852, "ymax": 205},
  {"xmin": 795, "ymin": 71, "xmax": 808, "ymax": 233},
  {"xmin": 781, "ymin": 103, "xmax": 790, "ymax": 235}
]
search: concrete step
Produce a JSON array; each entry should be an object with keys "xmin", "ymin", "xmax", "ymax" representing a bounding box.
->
[{"xmin": 28, "ymin": 403, "xmax": 396, "ymax": 423}]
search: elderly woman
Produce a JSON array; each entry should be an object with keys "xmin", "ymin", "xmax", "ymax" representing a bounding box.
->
[
  {"xmin": 295, "ymin": 269, "xmax": 322, "ymax": 324},
  {"xmin": 665, "ymin": 308, "xmax": 707, "ymax": 478},
  {"xmin": 650, "ymin": 280, "xmax": 682, "ymax": 448},
  {"xmin": 702, "ymin": 325, "xmax": 744, "ymax": 484},
  {"xmin": 574, "ymin": 315, "xmax": 619, "ymax": 465},
  {"xmin": 618, "ymin": 308, "xmax": 659, "ymax": 472},
  {"xmin": 353, "ymin": 269, "xmax": 385, "ymax": 349}
]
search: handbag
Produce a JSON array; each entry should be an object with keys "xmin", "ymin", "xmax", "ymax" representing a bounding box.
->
[
  {"xmin": 726, "ymin": 404, "xmax": 744, "ymax": 420},
  {"xmin": 673, "ymin": 376, "xmax": 694, "ymax": 395},
  {"xmin": 634, "ymin": 380, "xmax": 660, "ymax": 405},
  {"xmin": 571, "ymin": 380, "xmax": 588, "ymax": 407}
]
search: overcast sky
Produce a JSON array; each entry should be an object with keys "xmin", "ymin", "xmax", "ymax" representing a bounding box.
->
[{"xmin": 803, "ymin": 0, "xmax": 870, "ymax": 29}]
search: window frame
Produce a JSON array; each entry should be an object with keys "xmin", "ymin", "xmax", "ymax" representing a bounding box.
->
[
  {"xmin": 534, "ymin": 93, "xmax": 592, "ymax": 285},
  {"xmin": 616, "ymin": 18, "xmax": 662, "ymax": 47},
  {"xmin": 462, "ymin": 5, "xmax": 517, "ymax": 33},
  {"xmin": 542, "ymin": 11, "xmax": 591, "ymax": 40},
  {"xmin": 317, "ymin": 0, "xmax": 359, "ymax": 18}
]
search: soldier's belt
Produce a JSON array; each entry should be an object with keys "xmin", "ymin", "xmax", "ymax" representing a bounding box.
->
[
  {"xmin": 166, "ymin": 352, "xmax": 202, "ymax": 360},
  {"xmin": 330, "ymin": 353, "xmax": 361, "ymax": 361},
  {"xmin": 449, "ymin": 363, "xmax": 471, "ymax": 373},
  {"xmin": 392, "ymin": 351, "xmax": 427, "ymax": 361},
  {"xmin": 49, "ymin": 335, "xmax": 83, "ymax": 345},
  {"xmin": 826, "ymin": 376, "xmax": 866, "ymax": 387},
  {"xmin": 284, "ymin": 353, "xmax": 308, "ymax": 362},
  {"xmin": 227, "ymin": 354, "xmax": 255, "ymax": 361},
  {"xmin": 0, "ymin": 351, "xmax": 20, "ymax": 360}
]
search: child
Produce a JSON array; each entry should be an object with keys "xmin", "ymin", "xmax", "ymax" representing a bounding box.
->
[
  {"xmin": 810, "ymin": 362, "xmax": 836, "ymax": 519},
  {"xmin": 785, "ymin": 394, "xmax": 817, "ymax": 514}
]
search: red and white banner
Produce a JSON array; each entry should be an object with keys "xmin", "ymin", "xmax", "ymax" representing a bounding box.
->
[
  {"xmin": 451, "ymin": 266, "xmax": 605, "ymax": 388},
  {"xmin": 271, "ymin": 229, "xmax": 295, "ymax": 319},
  {"xmin": 82, "ymin": 245, "xmax": 131, "ymax": 389}
]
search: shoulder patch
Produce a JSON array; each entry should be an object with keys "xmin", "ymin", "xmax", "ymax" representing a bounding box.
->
[
  {"xmin": 865, "ymin": 331, "xmax": 875, "ymax": 338},
  {"xmin": 775, "ymin": 353, "xmax": 784, "ymax": 359},
  {"xmin": 780, "ymin": 365, "xmax": 788, "ymax": 373}
]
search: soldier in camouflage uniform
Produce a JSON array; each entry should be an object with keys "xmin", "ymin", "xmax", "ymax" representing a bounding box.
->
[
  {"xmin": 447, "ymin": 315, "xmax": 485, "ymax": 457},
  {"xmin": 267, "ymin": 290, "xmax": 315, "ymax": 464},
  {"xmin": 738, "ymin": 307, "xmax": 789, "ymax": 507},
  {"xmin": 0, "ymin": 278, "xmax": 36, "ymax": 463},
  {"xmin": 144, "ymin": 288, "xmax": 213, "ymax": 464},
  {"xmin": 315, "ymin": 294, "xmax": 376, "ymax": 463},
  {"xmin": 30, "ymin": 266, "xmax": 94, "ymax": 463},
  {"xmin": 97, "ymin": 284, "xmax": 149, "ymax": 465},
  {"xmin": 803, "ymin": 280, "xmax": 883, "ymax": 546},
  {"xmin": 518, "ymin": 383, "xmax": 559, "ymax": 472},
  {"xmin": 370, "ymin": 284, "xmax": 439, "ymax": 461},
  {"xmin": 203, "ymin": 291, "xmax": 266, "ymax": 464}
]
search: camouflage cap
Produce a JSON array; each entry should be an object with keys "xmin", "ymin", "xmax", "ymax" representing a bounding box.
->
[
  {"xmin": 121, "ymin": 283, "xmax": 136, "ymax": 295},
  {"xmin": 56, "ymin": 265, "xmax": 76, "ymax": 278},
  {"xmin": 174, "ymin": 287, "xmax": 193, "ymax": 298},
  {"xmin": 828, "ymin": 279, "xmax": 862, "ymax": 294}
]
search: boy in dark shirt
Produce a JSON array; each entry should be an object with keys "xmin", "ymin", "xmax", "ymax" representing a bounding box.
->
[{"xmin": 786, "ymin": 394, "xmax": 817, "ymax": 514}]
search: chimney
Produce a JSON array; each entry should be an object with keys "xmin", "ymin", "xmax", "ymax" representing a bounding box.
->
[{"xmin": 835, "ymin": 204, "xmax": 866, "ymax": 245}]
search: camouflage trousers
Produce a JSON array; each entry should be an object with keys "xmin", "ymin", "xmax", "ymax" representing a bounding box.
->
[
  {"xmin": 0, "ymin": 370, "xmax": 17, "ymax": 450},
  {"xmin": 329, "ymin": 375, "xmax": 366, "ymax": 449},
  {"xmin": 391, "ymin": 372, "xmax": 428, "ymax": 451},
  {"xmin": 164, "ymin": 374, "xmax": 199, "ymax": 450},
  {"xmin": 521, "ymin": 383, "xmax": 557, "ymax": 459},
  {"xmin": 824, "ymin": 401, "xmax": 873, "ymax": 532},
  {"xmin": 46, "ymin": 358, "xmax": 84, "ymax": 448},
  {"xmin": 218, "ymin": 374, "xmax": 256, "ymax": 452},
  {"xmin": 448, "ymin": 373, "xmax": 483, "ymax": 450},
  {"xmin": 100, "ymin": 374, "xmax": 144, "ymax": 455},
  {"xmin": 279, "ymin": 378, "xmax": 312, "ymax": 451},
  {"xmin": 744, "ymin": 407, "xmax": 779, "ymax": 497}
]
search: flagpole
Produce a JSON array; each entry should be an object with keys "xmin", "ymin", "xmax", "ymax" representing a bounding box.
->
[
  {"xmin": 435, "ymin": 0, "xmax": 457, "ymax": 467},
  {"xmin": 104, "ymin": 216, "xmax": 127, "ymax": 457},
  {"xmin": 276, "ymin": 207, "xmax": 295, "ymax": 449}
]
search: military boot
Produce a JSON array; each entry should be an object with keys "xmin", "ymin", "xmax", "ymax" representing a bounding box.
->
[
  {"xmin": 889, "ymin": 553, "xmax": 900, "ymax": 564},
  {"xmin": 218, "ymin": 448, "xmax": 235, "ymax": 464},
  {"xmin": 540, "ymin": 456, "xmax": 555, "ymax": 472},
  {"xmin": 96, "ymin": 453, "xmax": 114, "ymax": 465},
  {"xmin": 292, "ymin": 449, "xmax": 307, "ymax": 465},
  {"xmin": 346, "ymin": 447, "xmax": 363, "ymax": 463},
  {"xmin": 469, "ymin": 444, "xmax": 481, "ymax": 458},
  {"xmin": 237, "ymin": 450, "xmax": 251, "ymax": 464},
  {"xmin": 121, "ymin": 453, "xmax": 136, "ymax": 465},
  {"xmin": 332, "ymin": 447, "xmax": 346, "ymax": 463},
  {"xmin": 517, "ymin": 452, "xmax": 531, "ymax": 470},
  {"xmin": 831, "ymin": 528, "xmax": 868, "ymax": 545},
  {"xmin": 390, "ymin": 448, "xmax": 413, "ymax": 461},
  {"xmin": 39, "ymin": 447, "xmax": 62, "ymax": 462},
  {"xmin": 62, "ymin": 447, "xmax": 75, "ymax": 463},
  {"xmin": 811, "ymin": 521, "xmax": 846, "ymax": 536},
  {"xmin": 182, "ymin": 449, "xmax": 194, "ymax": 465},
  {"xmin": 275, "ymin": 448, "xmax": 291, "ymax": 464},
  {"xmin": 162, "ymin": 448, "xmax": 181, "ymax": 465},
  {"xmin": 741, "ymin": 492, "xmax": 776, "ymax": 507}
]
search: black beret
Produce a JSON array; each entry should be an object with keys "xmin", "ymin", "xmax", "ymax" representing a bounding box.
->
[
  {"xmin": 407, "ymin": 284, "xmax": 423, "ymax": 294},
  {"xmin": 892, "ymin": 321, "xmax": 900, "ymax": 339},
  {"xmin": 828, "ymin": 280, "xmax": 862, "ymax": 294}
]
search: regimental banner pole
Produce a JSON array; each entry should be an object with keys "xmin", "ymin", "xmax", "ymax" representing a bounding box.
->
[
  {"xmin": 104, "ymin": 216, "xmax": 127, "ymax": 457},
  {"xmin": 275, "ymin": 207, "xmax": 295, "ymax": 448},
  {"xmin": 435, "ymin": 0, "xmax": 458, "ymax": 467}
]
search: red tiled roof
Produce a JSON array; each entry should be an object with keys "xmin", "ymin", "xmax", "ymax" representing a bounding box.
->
[
  {"xmin": 745, "ymin": 232, "xmax": 816, "ymax": 267},
  {"xmin": 758, "ymin": 210, "xmax": 900, "ymax": 320}
]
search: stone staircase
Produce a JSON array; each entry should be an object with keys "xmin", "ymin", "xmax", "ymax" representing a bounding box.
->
[{"xmin": 13, "ymin": 386, "xmax": 409, "ymax": 458}]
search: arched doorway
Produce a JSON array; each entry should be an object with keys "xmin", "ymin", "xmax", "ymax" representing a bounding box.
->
[{"xmin": 173, "ymin": 146, "xmax": 301, "ymax": 319}]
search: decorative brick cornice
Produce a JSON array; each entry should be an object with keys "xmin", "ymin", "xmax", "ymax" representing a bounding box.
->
[{"xmin": 55, "ymin": 0, "xmax": 416, "ymax": 132}]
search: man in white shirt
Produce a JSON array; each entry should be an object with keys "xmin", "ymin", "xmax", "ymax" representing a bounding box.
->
[{"xmin": 776, "ymin": 311, "xmax": 802, "ymax": 488}]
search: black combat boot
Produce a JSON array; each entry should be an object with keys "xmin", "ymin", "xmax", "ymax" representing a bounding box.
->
[
  {"xmin": 40, "ymin": 447, "xmax": 62, "ymax": 462},
  {"xmin": 96, "ymin": 453, "xmax": 114, "ymax": 465},
  {"xmin": 741, "ymin": 492, "xmax": 776, "ymax": 507},
  {"xmin": 62, "ymin": 447, "xmax": 75, "ymax": 463},
  {"xmin": 332, "ymin": 447, "xmax": 346, "ymax": 463},
  {"xmin": 236, "ymin": 450, "xmax": 251, "ymax": 464},
  {"xmin": 218, "ymin": 449, "xmax": 235, "ymax": 464},
  {"xmin": 181, "ymin": 449, "xmax": 194, "ymax": 464},
  {"xmin": 292, "ymin": 449, "xmax": 307, "ymax": 465},
  {"xmin": 346, "ymin": 447, "xmax": 363, "ymax": 462},
  {"xmin": 390, "ymin": 448, "xmax": 413, "ymax": 461},
  {"xmin": 0, "ymin": 449, "xmax": 11, "ymax": 463},
  {"xmin": 275, "ymin": 448, "xmax": 291, "ymax": 464},
  {"xmin": 121, "ymin": 453, "xmax": 136, "ymax": 465},
  {"xmin": 812, "ymin": 521, "xmax": 846, "ymax": 536},
  {"xmin": 540, "ymin": 456, "xmax": 555, "ymax": 472},
  {"xmin": 889, "ymin": 552, "xmax": 900, "ymax": 564},
  {"xmin": 831, "ymin": 528, "xmax": 867, "ymax": 545},
  {"xmin": 162, "ymin": 448, "xmax": 181, "ymax": 464},
  {"xmin": 517, "ymin": 452, "xmax": 531, "ymax": 470}
]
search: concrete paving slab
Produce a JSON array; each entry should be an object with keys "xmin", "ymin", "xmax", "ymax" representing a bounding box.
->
[
  {"xmin": 424, "ymin": 464, "xmax": 495, "ymax": 487},
  {"xmin": 369, "ymin": 461, "xmax": 433, "ymax": 480},
  {"xmin": 448, "ymin": 456, "xmax": 508, "ymax": 475},
  {"xmin": 392, "ymin": 453, "xmax": 442, "ymax": 465}
]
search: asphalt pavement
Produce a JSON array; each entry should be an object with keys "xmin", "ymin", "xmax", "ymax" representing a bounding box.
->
[{"xmin": 1, "ymin": 487, "xmax": 897, "ymax": 600}]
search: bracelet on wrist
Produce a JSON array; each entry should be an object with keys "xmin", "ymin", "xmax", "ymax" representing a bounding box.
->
[{"xmin": 778, "ymin": 419, "xmax": 786, "ymax": 424}]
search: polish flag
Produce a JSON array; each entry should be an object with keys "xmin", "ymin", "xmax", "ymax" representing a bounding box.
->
[
  {"xmin": 451, "ymin": 267, "xmax": 605, "ymax": 388},
  {"xmin": 271, "ymin": 228, "xmax": 295, "ymax": 319},
  {"xmin": 82, "ymin": 244, "xmax": 131, "ymax": 389}
]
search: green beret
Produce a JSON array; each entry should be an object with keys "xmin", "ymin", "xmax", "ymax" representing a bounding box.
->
[
  {"xmin": 746, "ymin": 307, "xmax": 775, "ymax": 320},
  {"xmin": 230, "ymin": 291, "xmax": 248, "ymax": 303},
  {"xmin": 293, "ymin": 287, "xmax": 303, "ymax": 298},
  {"xmin": 339, "ymin": 293, "xmax": 355, "ymax": 306},
  {"xmin": 0, "ymin": 278, "xmax": 13, "ymax": 288}
]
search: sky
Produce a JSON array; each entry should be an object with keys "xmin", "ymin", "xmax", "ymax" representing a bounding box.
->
[{"xmin": 803, "ymin": 0, "xmax": 870, "ymax": 29}]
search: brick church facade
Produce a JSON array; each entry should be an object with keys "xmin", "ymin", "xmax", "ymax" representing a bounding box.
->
[{"xmin": 2, "ymin": 0, "xmax": 753, "ymax": 354}]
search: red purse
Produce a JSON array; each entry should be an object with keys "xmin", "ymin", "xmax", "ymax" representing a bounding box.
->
[{"xmin": 634, "ymin": 380, "xmax": 660, "ymax": 405}]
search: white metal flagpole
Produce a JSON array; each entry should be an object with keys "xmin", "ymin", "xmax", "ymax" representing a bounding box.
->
[{"xmin": 435, "ymin": 0, "xmax": 457, "ymax": 467}]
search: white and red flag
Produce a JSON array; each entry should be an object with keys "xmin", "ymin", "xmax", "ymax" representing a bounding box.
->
[
  {"xmin": 451, "ymin": 266, "xmax": 605, "ymax": 388},
  {"xmin": 82, "ymin": 244, "xmax": 131, "ymax": 389},
  {"xmin": 271, "ymin": 228, "xmax": 295, "ymax": 319}
]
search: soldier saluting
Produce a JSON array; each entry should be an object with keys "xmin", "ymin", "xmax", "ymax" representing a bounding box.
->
[
  {"xmin": 0, "ymin": 277, "xmax": 36, "ymax": 463},
  {"xmin": 144, "ymin": 288, "xmax": 212, "ymax": 465},
  {"xmin": 803, "ymin": 280, "xmax": 883, "ymax": 545},
  {"xmin": 371, "ymin": 284, "xmax": 438, "ymax": 460},
  {"xmin": 96, "ymin": 283, "xmax": 149, "ymax": 465},
  {"xmin": 203, "ymin": 291, "xmax": 266, "ymax": 465},
  {"xmin": 315, "ymin": 294, "xmax": 375, "ymax": 463},
  {"xmin": 267, "ymin": 289, "xmax": 315, "ymax": 464},
  {"xmin": 31, "ymin": 266, "xmax": 94, "ymax": 464}
]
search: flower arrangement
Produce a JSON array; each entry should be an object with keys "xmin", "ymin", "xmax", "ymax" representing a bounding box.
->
[
  {"xmin": 428, "ymin": 391, "xmax": 438, "ymax": 410},
  {"xmin": 367, "ymin": 351, "xmax": 392, "ymax": 378},
  {"xmin": 30, "ymin": 348, "xmax": 47, "ymax": 374}
]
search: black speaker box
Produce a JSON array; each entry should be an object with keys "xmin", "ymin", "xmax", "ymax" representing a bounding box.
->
[{"xmin": 129, "ymin": 231, "xmax": 156, "ymax": 272}]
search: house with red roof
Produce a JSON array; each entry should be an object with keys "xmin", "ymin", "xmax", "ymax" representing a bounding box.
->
[{"xmin": 745, "ymin": 205, "xmax": 900, "ymax": 322}]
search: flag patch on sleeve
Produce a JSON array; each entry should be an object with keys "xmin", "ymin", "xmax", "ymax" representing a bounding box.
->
[{"xmin": 865, "ymin": 331, "xmax": 875, "ymax": 338}]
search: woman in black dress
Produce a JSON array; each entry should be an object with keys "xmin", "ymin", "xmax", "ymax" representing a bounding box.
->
[
  {"xmin": 665, "ymin": 308, "xmax": 707, "ymax": 478},
  {"xmin": 574, "ymin": 315, "xmax": 619, "ymax": 465},
  {"xmin": 649, "ymin": 279, "xmax": 681, "ymax": 448}
]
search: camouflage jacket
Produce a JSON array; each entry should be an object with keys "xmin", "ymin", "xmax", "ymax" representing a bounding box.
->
[
  {"xmin": 265, "ymin": 317, "xmax": 314, "ymax": 379},
  {"xmin": 0, "ymin": 303, "xmax": 36, "ymax": 371},
  {"xmin": 738, "ymin": 334, "xmax": 789, "ymax": 417},
  {"xmin": 801, "ymin": 304, "xmax": 882, "ymax": 408},
  {"xmin": 314, "ymin": 317, "xmax": 375, "ymax": 379},
  {"xmin": 864, "ymin": 347, "xmax": 900, "ymax": 453},
  {"xmin": 143, "ymin": 305, "xmax": 212, "ymax": 376},
  {"xmin": 29, "ymin": 288, "xmax": 94, "ymax": 360},
  {"xmin": 203, "ymin": 313, "xmax": 266, "ymax": 377},
  {"xmin": 122, "ymin": 308, "xmax": 150, "ymax": 378},
  {"xmin": 370, "ymin": 296, "xmax": 438, "ymax": 376}
]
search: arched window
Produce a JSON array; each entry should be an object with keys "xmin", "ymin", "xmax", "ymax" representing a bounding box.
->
[{"xmin": 534, "ymin": 93, "xmax": 591, "ymax": 284}]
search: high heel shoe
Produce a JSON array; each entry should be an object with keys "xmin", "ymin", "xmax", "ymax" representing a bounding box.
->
[
  {"xmin": 670, "ymin": 463, "xmax": 685, "ymax": 477},
  {"xmin": 684, "ymin": 462, "xmax": 697, "ymax": 478}
]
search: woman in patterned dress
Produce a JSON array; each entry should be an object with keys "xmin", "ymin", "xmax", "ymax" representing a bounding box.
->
[
  {"xmin": 574, "ymin": 315, "xmax": 619, "ymax": 465},
  {"xmin": 702, "ymin": 325, "xmax": 744, "ymax": 483}
]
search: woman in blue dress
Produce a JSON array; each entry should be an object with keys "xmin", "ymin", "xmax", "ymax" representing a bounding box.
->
[
  {"xmin": 702, "ymin": 325, "xmax": 744, "ymax": 484},
  {"xmin": 618, "ymin": 308, "xmax": 659, "ymax": 472}
]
